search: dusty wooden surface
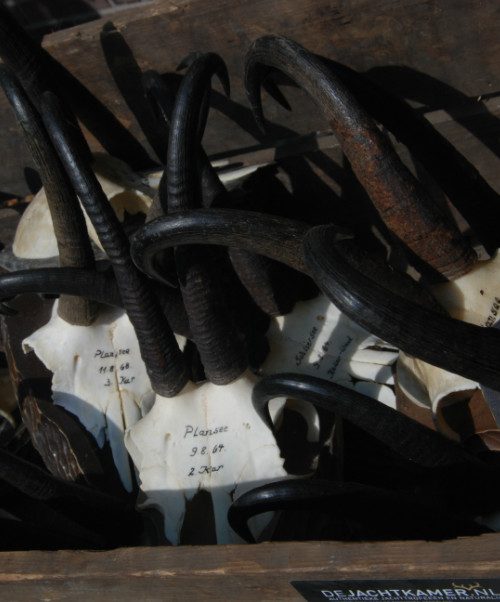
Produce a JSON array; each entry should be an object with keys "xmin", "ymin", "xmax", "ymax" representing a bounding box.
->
[
  {"xmin": 2, "ymin": 0, "xmax": 500, "ymax": 195},
  {"xmin": 0, "ymin": 535, "xmax": 499, "ymax": 600}
]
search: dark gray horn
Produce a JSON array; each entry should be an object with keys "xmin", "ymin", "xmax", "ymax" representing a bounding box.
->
[
  {"xmin": 131, "ymin": 208, "xmax": 309, "ymax": 277},
  {"xmin": 164, "ymin": 53, "xmax": 248, "ymax": 385},
  {"xmin": 41, "ymin": 91, "xmax": 188, "ymax": 398},
  {"xmin": 0, "ymin": 67, "xmax": 97, "ymax": 325},
  {"xmin": 132, "ymin": 208, "xmax": 500, "ymax": 390},
  {"xmin": 303, "ymin": 224, "xmax": 500, "ymax": 392},
  {"xmin": 0, "ymin": 268, "xmax": 190, "ymax": 337}
]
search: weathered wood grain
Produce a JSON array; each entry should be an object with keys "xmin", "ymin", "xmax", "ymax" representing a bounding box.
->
[
  {"xmin": 2, "ymin": 0, "xmax": 500, "ymax": 194},
  {"xmin": 0, "ymin": 535, "xmax": 499, "ymax": 600}
]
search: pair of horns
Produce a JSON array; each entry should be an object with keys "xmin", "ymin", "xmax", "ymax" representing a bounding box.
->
[{"xmin": 1, "ymin": 31, "xmax": 496, "ymax": 395}]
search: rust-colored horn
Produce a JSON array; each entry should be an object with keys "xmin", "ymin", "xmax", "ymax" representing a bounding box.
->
[{"xmin": 245, "ymin": 35, "xmax": 476, "ymax": 280}]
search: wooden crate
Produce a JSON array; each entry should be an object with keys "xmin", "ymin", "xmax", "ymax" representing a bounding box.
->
[
  {"xmin": 0, "ymin": 1, "xmax": 499, "ymax": 599},
  {"xmin": 0, "ymin": 535, "xmax": 499, "ymax": 601}
]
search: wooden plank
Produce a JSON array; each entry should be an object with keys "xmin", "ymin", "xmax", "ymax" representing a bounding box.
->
[
  {"xmin": 2, "ymin": 0, "xmax": 500, "ymax": 194},
  {"xmin": 0, "ymin": 535, "xmax": 499, "ymax": 600}
]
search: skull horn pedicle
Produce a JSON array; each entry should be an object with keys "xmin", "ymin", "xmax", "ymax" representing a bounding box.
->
[
  {"xmin": 123, "ymin": 56, "xmax": 287, "ymax": 542},
  {"xmin": 41, "ymin": 91, "xmax": 188, "ymax": 397},
  {"xmin": 0, "ymin": 68, "xmax": 97, "ymax": 326}
]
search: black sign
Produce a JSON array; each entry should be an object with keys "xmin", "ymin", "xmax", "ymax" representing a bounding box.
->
[{"xmin": 292, "ymin": 580, "xmax": 500, "ymax": 602}]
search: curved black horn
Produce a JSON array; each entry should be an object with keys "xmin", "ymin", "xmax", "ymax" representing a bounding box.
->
[
  {"xmin": 245, "ymin": 35, "xmax": 475, "ymax": 280},
  {"xmin": 253, "ymin": 373, "xmax": 480, "ymax": 469},
  {"xmin": 0, "ymin": 268, "xmax": 190, "ymax": 336},
  {"xmin": 0, "ymin": 268, "xmax": 119, "ymax": 308},
  {"xmin": 228, "ymin": 478, "xmax": 488, "ymax": 543},
  {"xmin": 0, "ymin": 67, "xmax": 97, "ymax": 325},
  {"xmin": 304, "ymin": 225, "xmax": 500, "ymax": 391},
  {"xmin": 42, "ymin": 91, "xmax": 188, "ymax": 397},
  {"xmin": 133, "ymin": 209, "xmax": 500, "ymax": 389},
  {"xmin": 163, "ymin": 53, "xmax": 249, "ymax": 385},
  {"xmin": 131, "ymin": 208, "xmax": 309, "ymax": 276},
  {"xmin": 0, "ymin": 4, "xmax": 153, "ymax": 170}
]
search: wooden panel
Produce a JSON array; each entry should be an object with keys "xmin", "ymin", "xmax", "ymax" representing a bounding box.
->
[
  {"xmin": 2, "ymin": 0, "xmax": 500, "ymax": 194},
  {"xmin": 0, "ymin": 535, "xmax": 499, "ymax": 600}
]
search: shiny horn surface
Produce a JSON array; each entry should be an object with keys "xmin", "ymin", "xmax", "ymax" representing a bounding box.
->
[
  {"xmin": 304, "ymin": 224, "xmax": 500, "ymax": 391},
  {"xmin": 245, "ymin": 35, "xmax": 476, "ymax": 279},
  {"xmin": 42, "ymin": 91, "xmax": 188, "ymax": 397}
]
